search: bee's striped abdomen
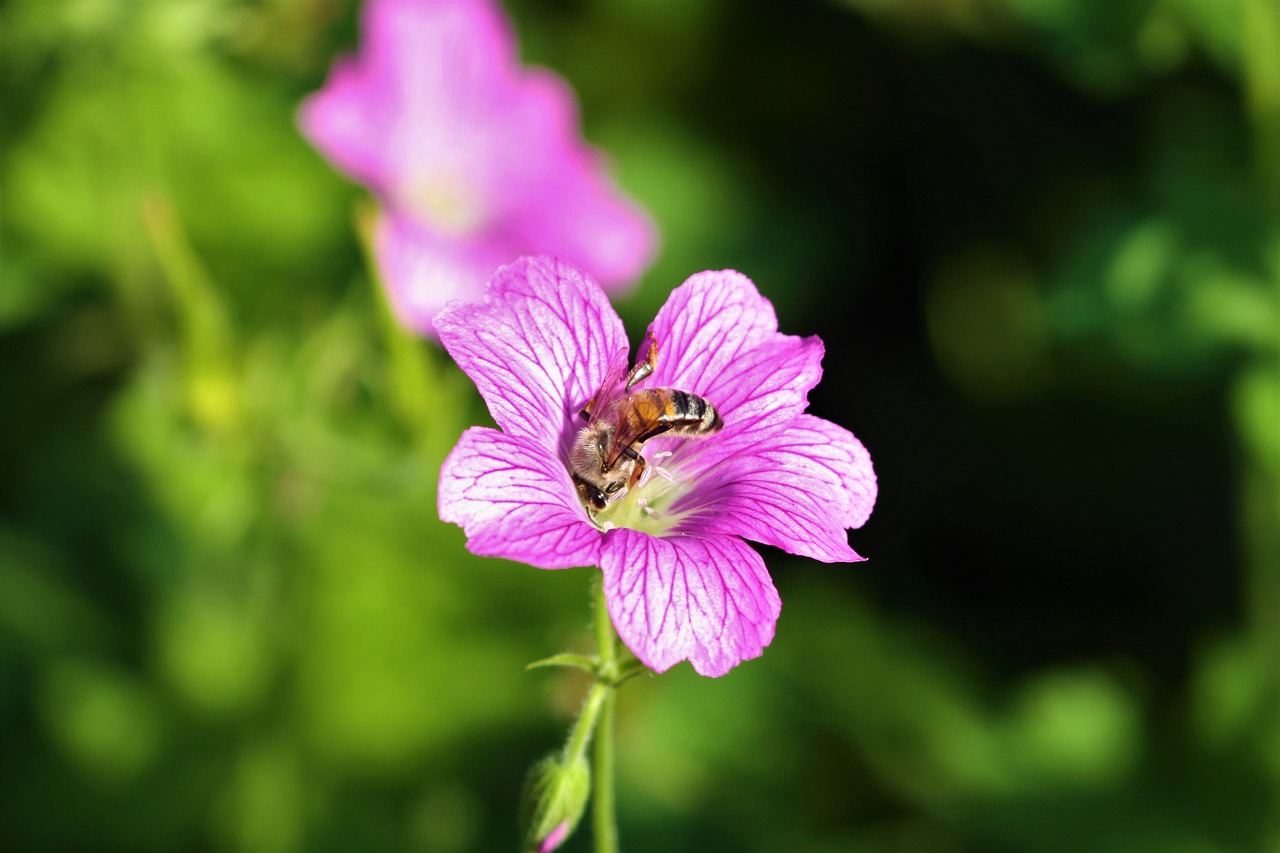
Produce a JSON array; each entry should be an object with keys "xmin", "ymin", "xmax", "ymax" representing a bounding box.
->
[{"xmin": 646, "ymin": 389, "xmax": 723, "ymax": 437}]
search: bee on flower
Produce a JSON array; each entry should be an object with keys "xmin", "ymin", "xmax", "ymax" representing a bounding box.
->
[
  {"xmin": 569, "ymin": 333, "xmax": 724, "ymax": 518},
  {"xmin": 435, "ymin": 256, "xmax": 876, "ymax": 677}
]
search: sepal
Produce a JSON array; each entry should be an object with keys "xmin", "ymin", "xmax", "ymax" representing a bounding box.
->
[{"xmin": 520, "ymin": 753, "xmax": 590, "ymax": 853}]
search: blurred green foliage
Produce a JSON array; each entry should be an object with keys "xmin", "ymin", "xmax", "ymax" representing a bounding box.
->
[{"xmin": 1, "ymin": 0, "xmax": 1277, "ymax": 851}]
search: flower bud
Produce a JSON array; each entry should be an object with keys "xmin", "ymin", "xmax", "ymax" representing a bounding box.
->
[{"xmin": 521, "ymin": 753, "xmax": 590, "ymax": 853}]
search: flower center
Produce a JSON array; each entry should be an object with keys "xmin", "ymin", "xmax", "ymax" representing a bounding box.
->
[
  {"xmin": 589, "ymin": 452, "xmax": 692, "ymax": 536},
  {"xmin": 402, "ymin": 175, "xmax": 489, "ymax": 236}
]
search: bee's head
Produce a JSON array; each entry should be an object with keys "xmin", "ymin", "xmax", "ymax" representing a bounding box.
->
[
  {"xmin": 572, "ymin": 475, "xmax": 606, "ymax": 510},
  {"xmin": 571, "ymin": 471, "xmax": 629, "ymax": 511},
  {"xmin": 569, "ymin": 425, "xmax": 629, "ymax": 511}
]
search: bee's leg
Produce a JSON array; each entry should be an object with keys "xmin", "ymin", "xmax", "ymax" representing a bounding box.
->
[
  {"xmin": 625, "ymin": 331, "xmax": 659, "ymax": 390},
  {"xmin": 621, "ymin": 445, "xmax": 647, "ymax": 487}
]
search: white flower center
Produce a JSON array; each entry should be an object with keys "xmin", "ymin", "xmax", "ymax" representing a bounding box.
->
[{"xmin": 590, "ymin": 452, "xmax": 693, "ymax": 536}]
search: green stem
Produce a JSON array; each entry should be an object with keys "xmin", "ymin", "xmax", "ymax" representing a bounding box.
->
[
  {"xmin": 591, "ymin": 577, "xmax": 620, "ymax": 853},
  {"xmin": 563, "ymin": 678, "xmax": 609, "ymax": 771}
]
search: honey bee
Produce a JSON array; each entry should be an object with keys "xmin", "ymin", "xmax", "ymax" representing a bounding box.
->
[{"xmin": 569, "ymin": 334, "xmax": 723, "ymax": 513}]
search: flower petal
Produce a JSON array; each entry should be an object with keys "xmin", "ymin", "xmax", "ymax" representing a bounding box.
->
[
  {"xmin": 805, "ymin": 415, "xmax": 877, "ymax": 530},
  {"xmin": 298, "ymin": 52, "xmax": 390, "ymax": 190},
  {"xmin": 504, "ymin": 73, "xmax": 657, "ymax": 289},
  {"xmin": 374, "ymin": 210, "xmax": 510, "ymax": 336},
  {"xmin": 600, "ymin": 530, "xmax": 780, "ymax": 677},
  {"xmin": 305, "ymin": 0, "xmax": 516, "ymax": 190},
  {"xmin": 434, "ymin": 258, "xmax": 628, "ymax": 453},
  {"xmin": 646, "ymin": 270, "xmax": 780, "ymax": 390},
  {"xmin": 641, "ymin": 270, "xmax": 823, "ymax": 466},
  {"xmin": 514, "ymin": 161, "xmax": 657, "ymax": 289},
  {"xmin": 439, "ymin": 427, "xmax": 601, "ymax": 569},
  {"xmin": 674, "ymin": 415, "xmax": 877, "ymax": 562},
  {"xmin": 363, "ymin": 0, "xmax": 515, "ymax": 112},
  {"xmin": 374, "ymin": 1, "xmax": 529, "ymax": 211}
]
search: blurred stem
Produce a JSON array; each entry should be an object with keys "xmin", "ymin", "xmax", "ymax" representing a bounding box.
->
[
  {"xmin": 353, "ymin": 201, "xmax": 447, "ymax": 451},
  {"xmin": 1243, "ymin": 0, "xmax": 1280, "ymax": 204},
  {"xmin": 140, "ymin": 196, "xmax": 232, "ymax": 373},
  {"xmin": 140, "ymin": 195, "xmax": 242, "ymax": 436},
  {"xmin": 1242, "ymin": 0, "xmax": 1280, "ymax": 718},
  {"xmin": 1244, "ymin": 469, "xmax": 1280, "ymax": 696},
  {"xmin": 1239, "ymin": 361, "xmax": 1280, "ymax": 702},
  {"xmin": 592, "ymin": 577, "xmax": 620, "ymax": 853}
]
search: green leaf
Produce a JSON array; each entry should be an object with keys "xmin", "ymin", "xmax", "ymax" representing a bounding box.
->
[{"xmin": 524, "ymin": 653, "xmax": 598, "ymax": 675}]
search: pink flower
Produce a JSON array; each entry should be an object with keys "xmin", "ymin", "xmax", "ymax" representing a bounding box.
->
[
  {"xmin": 299, "ymin": 0, "xmax": 656, "ymax": 335},
  {"xmin": 435, "ymin": 257, "xmax": 876, "ymax": 677}
]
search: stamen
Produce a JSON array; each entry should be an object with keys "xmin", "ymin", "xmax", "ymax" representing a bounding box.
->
[
  {"xmin": 636, "ymin": 498, "xmax": 657, "ymax": 518},
  {"xmin": 648, "ymin": 451, "xmax": 675, "ymax": 482}
]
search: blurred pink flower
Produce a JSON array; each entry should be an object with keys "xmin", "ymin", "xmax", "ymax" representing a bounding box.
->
[
  {"xmin": 435, "ymin": 257, "xmax": 877, "ymax": 677},
  {"xmin": 299, "ymin": 0, "xmax": 656, "ymax": 335}
]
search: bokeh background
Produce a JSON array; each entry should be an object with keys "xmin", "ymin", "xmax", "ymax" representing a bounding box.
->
[{"xmin": 2, "ymin": 0, "xmax": 1279, "ymax": 850}]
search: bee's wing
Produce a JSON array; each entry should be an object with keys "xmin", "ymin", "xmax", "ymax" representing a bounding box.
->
[
  {"xmin": 604, "ymin": 393, "xmax": 670, "ymax": 470},
  {"xmin": 580, "ymin": 347, "xmax": 630, "ymax": 421}
]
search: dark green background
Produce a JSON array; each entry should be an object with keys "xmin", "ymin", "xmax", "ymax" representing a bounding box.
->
[{"xmin": 2, "ymin": 0, "xmax": 1278, "ymax": 850}]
